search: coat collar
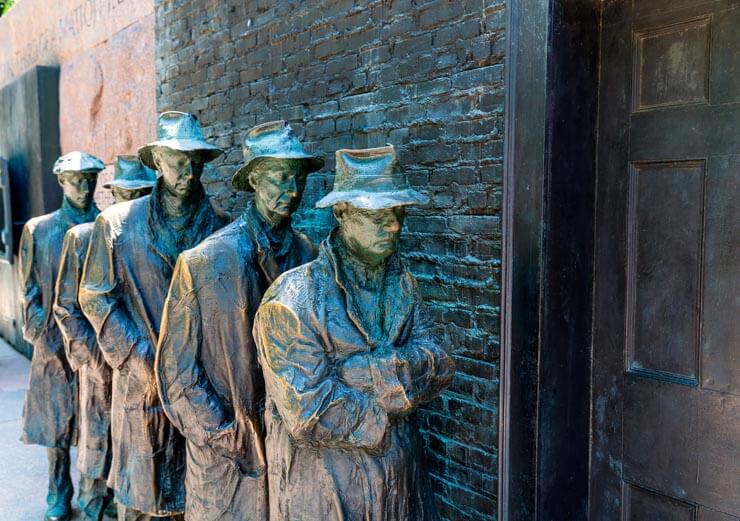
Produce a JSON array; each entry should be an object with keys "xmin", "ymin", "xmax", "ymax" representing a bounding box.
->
[
  {"xmin": 322, "ymin": 230, "xmax": 415, "ymax": 348},
  {"xmin": 59, "ymin": 196, "xmax": 99, "ymax": 228},
  {"xmin": 147, "ymin": 179, "xmax": 219, "ymax": 268},
  {"xmin": 244, "ymin": 203, "xmax": 296, "ymax": 284}
]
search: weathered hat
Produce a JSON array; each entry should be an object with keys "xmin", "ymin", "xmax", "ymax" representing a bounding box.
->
[
  {"xmin": 53, "ymin": 151, "xmax": 105, "ymax": 175},
  {"xmin": 231, "ymin": 120, "xmax": 324, "ymax": 192},
  {"xmin": 138, "ymin": 111, "xmax": 223, "ymax": 169},
  {"xmin": 102, "ymin": 155, "xmax": 158, "ymax": 190},
  {"xmin": 315, "ymin": 145, "xmax": 429, "ymax": 209}
]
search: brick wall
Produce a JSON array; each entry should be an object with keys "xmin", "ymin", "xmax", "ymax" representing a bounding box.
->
[{"xmin": 156, "ymin": 1, "xmax": 504, "ymax": 519}]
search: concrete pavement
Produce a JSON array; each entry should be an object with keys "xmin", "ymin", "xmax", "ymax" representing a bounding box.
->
[{"xmin": 0, "ymin": 337, "xmax": 83, "ymax": 520}]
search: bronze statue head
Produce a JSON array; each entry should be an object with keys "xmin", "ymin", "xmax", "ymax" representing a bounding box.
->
[
  {"xmin": 104, "ymin": 155, "xmax": 157, "ymax": 203},
  {"xmin": 137, "ymin": 111, "xmax": 223, "ymax": 201},
  {"xmin": 318, "ymin": 145, "xmax": 428, "ymax": 267},
  {"xmin": 53, "ymin": 151, "xmax": 105, "ymax": 211}
]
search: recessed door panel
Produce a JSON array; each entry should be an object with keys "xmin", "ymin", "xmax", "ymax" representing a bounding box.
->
[{"xmin": 591, "ymin": 0, "xmax": 740, "ymax": 519}]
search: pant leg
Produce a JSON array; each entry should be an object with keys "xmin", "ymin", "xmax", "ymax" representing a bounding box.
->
[
  {"xmin": 78, "ymin": 474, "xmax": 113, "ymax": 520},
  {"xmin": 46, "ymin": 447, "xmax": 73, "ymax": 510}
]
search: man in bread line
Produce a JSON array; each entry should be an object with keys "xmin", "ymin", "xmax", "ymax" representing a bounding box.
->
[
  {"xmin": 156, "ymin": 120, "xmax": 323, "ymax": 520},
  {"xmin": 19, "ymin": 151, "xmax": 104, "ymax": 521},
  {"xmin": 79, "ymin": 112, "xmax": 225, "ymax": 520},
  {"xmin": 54, "ymin": 155, "xmax": 156, "ymax": 520}
]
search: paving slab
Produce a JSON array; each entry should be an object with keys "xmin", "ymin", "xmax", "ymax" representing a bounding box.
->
[{"xmin": 0, "ymin": 337, "xmax": 90, "ymax": 520}]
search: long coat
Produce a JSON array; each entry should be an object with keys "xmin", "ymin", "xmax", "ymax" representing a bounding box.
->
[
  {"xmin": 79, "ymin": 181, "xmax": 223, "ymax": 515},
  {"xmin": 18, "ymin": 198, "xmax": 98, "ymax": 448},
  {"xmin": 156, "ymin": 204, "xmax": 316, "ymax": 520},
  {"xmin": 54, "ymin": 222, "xmax": 112, "ymax": 479},
  {"xmin": 253, "ymin": 232, "xmax": 455, "ymax": 521}
]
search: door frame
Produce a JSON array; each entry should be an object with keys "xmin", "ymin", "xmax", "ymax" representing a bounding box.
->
[{"xmin": 499, "ymin": 0, "xmax": 601, "ymax": 518}]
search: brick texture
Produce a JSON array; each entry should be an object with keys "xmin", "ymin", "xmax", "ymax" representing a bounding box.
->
[{"xmin": 156, "ymin": 1, "xmax": 504, "ymax": 519}]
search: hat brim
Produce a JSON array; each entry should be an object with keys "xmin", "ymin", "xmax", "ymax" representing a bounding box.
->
[
  {"xmin": 102, "ymin": 179, "xmax": 157, "ymax": 190},
  {"xmin": 231, "ymin": 154, "xmax": 325, "ymax": 192},
  {"xmin": 138, "ymin": 139, "xmax": 223, "ymax": 169},
  {"xmin": 315, "ymin": 189, "xmax": 430, "ymax": 210},
  {"xmin": 54, "ymin": 167, "xmax": 104, "ymax": 176}
]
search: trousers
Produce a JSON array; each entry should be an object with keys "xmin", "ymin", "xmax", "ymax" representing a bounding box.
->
[
  {"xmin": 78, "ymin": 474, "xmax": 114, "ymax": 520},
  {"xmin": 46, "ymin": 448, "xmax": 73, "ymax": 510}
]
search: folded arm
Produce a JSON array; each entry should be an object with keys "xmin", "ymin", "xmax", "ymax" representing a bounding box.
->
[{"xmin": 254, "ymin": 300, "xmax": 389, "ymax": 452}]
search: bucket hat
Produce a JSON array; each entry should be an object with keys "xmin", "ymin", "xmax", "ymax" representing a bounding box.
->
[
  {"xmin": 231, "ymin": 120, "xmax": 324, "ymax": 192},
  {"xmin": 316, "ymin": 145, "xmax": 429, "ymax": 209},
  {"xmin": 102, "ymin": 155, "xmax": 158, "ymax": 190},
  {"xmin": 138, "ymin": 111, "xmax": 223, "ymax": 169},
  {"xmin": 53, "ymin": 151, "xmax": 105, "ymax": 176}
]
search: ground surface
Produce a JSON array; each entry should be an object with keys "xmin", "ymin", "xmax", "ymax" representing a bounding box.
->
[{"xmin": 0, "ymin": 337, "xmax": 94, "ymax": 520}]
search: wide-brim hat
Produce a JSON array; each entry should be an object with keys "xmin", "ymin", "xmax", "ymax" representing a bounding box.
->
[
  {"xmin": 102, "ymin": 155, "xmax": 158, "ymax": 190},
  {"xmin": 231, "ymin": 120, "xmax": 324, "ymax": 192},
  {"xmin": 316, "ymin": 145, "xmax": 429, "ymax": 210},
  {"xmin": 53, "ymin": 151, "xmax": 105, "ymax": 176},
  {"xmin": 138, "ymin": 111, "xmax": 223, "ymax": 169}
]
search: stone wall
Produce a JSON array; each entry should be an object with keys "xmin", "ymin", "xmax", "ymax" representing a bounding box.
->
[
  {"xmin": 0, "ymin": 0, "xmax": 156, "ymax": 210},
  {"xmin": 156, "ymin": 1, "xmax": 505, "ymax": 519}
]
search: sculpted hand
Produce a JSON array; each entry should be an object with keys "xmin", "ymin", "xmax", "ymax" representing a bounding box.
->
[{"xmin": 211, "ymin": 415, "xmax": 266, "ymax": 476}]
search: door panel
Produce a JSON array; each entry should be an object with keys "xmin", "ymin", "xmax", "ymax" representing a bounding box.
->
[{"xmin": 591, "ymin": 0, "xmax": 740, "ymax": 518}]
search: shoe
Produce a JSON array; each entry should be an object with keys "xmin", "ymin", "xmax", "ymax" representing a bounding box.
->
[
  {"xmin": 45, "ymin": 503, "xmax": 71, "ymax": 521},
  {"xmin": 104, "ymin": 499, "xmax": 117, "ymax": 518}
]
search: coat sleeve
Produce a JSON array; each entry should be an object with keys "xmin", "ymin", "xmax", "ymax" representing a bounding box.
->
[
  {"xmin": 54, "ymin": 230, "xmax": 97, "ymax": 372},
  {"xmin": 18, "ymin": 223, "xmax": 46, "ymax": 344},
  {"xmin": 395, "ymin": 302, "xmax": 455, "ymax": 406},
  {"xmin": 78, "ymin": 214, "xmax": 149, "ymax": 369},
  {"xmin": 156, "ymin": 254, "xmax": 233, "ymax": 447},
  {"xmin": 338, "ymin": 296, "xmax": 454, "ymax": 417},
  {"xmin": 254, "ymin": 299, "xmax": 389, "ymax": 451}
]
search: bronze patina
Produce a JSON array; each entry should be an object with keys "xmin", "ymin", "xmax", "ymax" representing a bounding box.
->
[
  {"xmin": 19, "ymin": 151, "xmax": 104, "ymax": 521},
  {"xmin": 254, "ymin": 145, "xmax": 455, "ymax": 520},
  {"xmin": 79, "ymin": 112, "xmax": 224, "ymax": 520},
  {"xmin": 156, "ymin": 120, "xmax": 323, "ymax": 520},
  {"xmin": 54, "ymin": 155, "xmax": 157, "ymax": 521},
  {"xmin": 103, "ymin": 154, "xmax": 157, "ymax": 202}
]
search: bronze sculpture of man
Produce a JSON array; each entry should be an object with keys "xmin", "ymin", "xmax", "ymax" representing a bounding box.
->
[
  {"xmin": 54, "ymin": 155, "xmax": 156, "ymax": 520},
  {"xmin": 79, "ymin": 112, "xmax": 224, "ymax": 521},
  {"xmin": 156, "ymin": 120, "xmax": 323, "ymax": 520},
  {"xmin": 254, "ymin": 145, "xmax": 455, "ymax": 520},
  {"xmin": 18, "ymin": 151, "xmax": 104, "ymax": 521}
]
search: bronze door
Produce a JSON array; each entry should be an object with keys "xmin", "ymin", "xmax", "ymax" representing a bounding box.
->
[{"xmin": 592, "ymin": 0, "xmax": 740, "ymax": 519}]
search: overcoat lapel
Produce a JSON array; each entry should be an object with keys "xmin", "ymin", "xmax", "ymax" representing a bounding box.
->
[{"xmin": 325, "ymin": 236, "xmax": 415, "ymax": 348}]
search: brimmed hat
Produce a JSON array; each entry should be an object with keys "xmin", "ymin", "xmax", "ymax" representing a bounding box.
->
[
  {"xmin": 53, "ymin": 151, "xmax": 105, "ymax": 176},
  {"xmin": 231, "ymin": 120, "xmax": 324, "ymax": 192},
  {"xmin": 316, "ymin": 145, "xmax": 429, "ymax": 210},
  {"xmin": 138, "ymin": 111, "xmax": 223, "ymax": 169},
  {"xmin": 103, "ymin": 155, "xmax": 158, "ymax": 190}
]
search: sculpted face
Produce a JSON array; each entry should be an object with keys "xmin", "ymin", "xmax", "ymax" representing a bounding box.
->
[
  {"xmin": 58, "ymin": 171, "xmax": 97, "ymax": 210},
  {"xmin": 111, "ymin": 186, "xmax": 153, "ymax": 204},
  {"xmin": 249, "ymin": 159, "xmax": 307, "ymax": 226},
  {"xmin": 335, "ymin": 203, "xmax": 406, "ymax": 267},
  {"xmin": 152, "ymin": 148, "xmax": 204, "ymax": 199}
]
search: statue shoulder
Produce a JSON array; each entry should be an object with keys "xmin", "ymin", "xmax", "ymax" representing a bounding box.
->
[
  {"xmin": 66, "ymin": 221, "xmax": 94, "ymax": 241},
  {"xmin": 263, "ymin": 257, "xmax": 323, "ymax": 307},
  {"xmin": 181, "ymin": 217, "xmax": 253, "ymax": 267},
  {"xmin": 24, "ymin": 210, "xmax": 59, "ymax": 236}
]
